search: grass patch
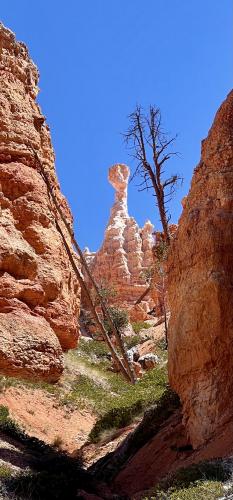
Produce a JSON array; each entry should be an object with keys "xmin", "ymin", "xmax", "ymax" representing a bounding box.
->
[
  {"xmin": 77, "ymin": 338, "xmax": 110, "ymax": 358},
  {"xmin": 132, "ymin": 321, "xmax": 151, "ymax": 334},
  {"xmin": 61, "ymin": 374, "xmax": 109, "ymax": 411},
  {"xmin": 143, "ymin": 481, "xmax": 223, "ymax": 499},
  {"xmin": 124, "ymin": 335, "xmax": 141, "ymax": 349},
  {"xmin": 0, "ymin": 375, "xmax": 58, "ymax": 395},
  {"xmin": 0, "ymin": 465, "xmax": 13, "ymax": 479},
  {"xmin": 91, "ymin": 388, "xmax": 180, "ymax": 482},
  {"xmin": 64, "ymin": 335, "xmax": 169, "ymax": 440},
  {"xmin": 89, "ymin": 366, "xmax": 169, "ymax": 442},
  {"xmin": 142, "ymin": 459, "xmax": 233, "ymax": 499}
]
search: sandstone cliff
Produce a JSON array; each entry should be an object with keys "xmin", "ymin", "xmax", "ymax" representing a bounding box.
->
[
  {"xmin": 0, "ymin": 24, "xmax": 80, "ymax": 382},
  {"xmin": 84, "ymin": 164, "xmax": 156, "ymax": 319},
  {"xmin": 168, "ymin": 90, "xmax": 233, "ymax": 447}
]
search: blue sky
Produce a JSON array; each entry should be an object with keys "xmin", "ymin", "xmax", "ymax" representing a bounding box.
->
[{"xmin": 1, "ymin": 1, "xmax": 232, "ymax": 250}]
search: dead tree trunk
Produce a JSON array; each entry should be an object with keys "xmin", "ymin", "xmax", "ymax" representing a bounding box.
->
[
  {"xmin": 32, "ymin": 149, "xmax": 136, "ymax": 384},
  {"xmin": 134, "ymin": 284, "xmax": 151, "ymax": 305}
]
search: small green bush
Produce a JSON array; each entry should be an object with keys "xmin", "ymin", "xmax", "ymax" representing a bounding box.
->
[
  {"xmin": 89, "ymin": 400, "xmax": 143, "ymax": 443},
  {"xmin": 0, "ymin": 464, "xmax": 12, "ymax": 479},
  {"xmin": 103, "ymin": 306, "xmax": 129, "ymax": 334},
  {"xmin": 142, "ymin": 459, "xmax": 232, "ymax": 500},
  {"xmin": 88, "ymin": 366, "xmax": 169, "ymax": 443},
  {"xmin": 124, "ymin": 335, "xmax": 141, "ymax": 349},
  {"xmin": 132, "ymin": 321, "xmax": 151, "ymax": 334},
  {"xmin": 0, "ymin": 405, "xmax": 9, "ymax": 423},
  {"xmin": 143, "ymin": 481, "xmax": 223, "ymax": 499},
  {"xmin": 77, "ymin": 339, "xmax": 110, "ymax": 358}
]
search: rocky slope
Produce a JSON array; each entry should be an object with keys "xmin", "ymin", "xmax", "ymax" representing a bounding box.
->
[
  {"xmin": 168, "ymin": 90, "xmax": 233, "ymax": 448},
  {"xmin": 84, "ymin": 163, "xmax": 156, "ymax": 320},
  {"xmin": 0, "ymin": 24, "xmax": 80, "ymax": 382}
]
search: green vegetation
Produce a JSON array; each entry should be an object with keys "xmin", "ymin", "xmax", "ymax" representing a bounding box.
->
[
  {"xmin": 0, "ymin": 404, "xmax": 9, "ymax": 422},
  {"xmin": 103, "ymin": 306, "xmax": 129, "ymax": 335},
  {"xmin": 75, "ymin": 338, "xmax": 109, "ymax": 358},
  {"xmin": 142, "ymin": 459, "xmax": 233, "ymax": 499},
  {"xmin": 88, "ymin": 365, "xmax": 168, "ymax": 442},
  {"xmin": 0, "ymin": 375, "xmax": 58, "ymax": 395},
  {"xmin": 124, "ymin": 334, "xmax": 141, "ymax": 349},
  {"xmin": 0, "ymin": 465, "xmax": 13, "ymax": 479},
  {"xmin": 132, "ymin": 320, "xmax": 151, "ymax": 334},
  {"xmin": 0, "ymin": 334, "xmax": 168, "ymax": 445},
  {"xmin": 0, "ymin": 404, "xmax": 23, "ymax": 438},
  {"xmin": 63, "ymin": 336, "xmax": 169, "ymax": 441},
  {"xmin": 143, "ymin": 481, "xmax": 223, "ymax": 499},
  {"xmin": 92, "ymin": 389, "xmax": 181, "ymax": 483}
]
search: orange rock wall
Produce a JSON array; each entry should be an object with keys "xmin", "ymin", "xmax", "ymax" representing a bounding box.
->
[
  {"xmin": 168, "ymin": 90, "xmax": 233, "ymax": 447},
  {"xmin": 0, "ymin": 24, "xmax": 80, "ymax": 381}
]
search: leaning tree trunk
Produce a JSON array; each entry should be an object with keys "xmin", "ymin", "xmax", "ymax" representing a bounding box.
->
[
  {"xmin": 135, "ymin": 284, "xmax": 151, "ymax": 305},
  {"xmin": 32, "ymin": 149, "xmax": 136, "ymax": 384}
]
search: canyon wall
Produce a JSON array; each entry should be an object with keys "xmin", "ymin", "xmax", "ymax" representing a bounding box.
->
[
  {"xmin": 168, "ymin": 90, "xmax": 233, "ymax": 447},
  {"xmin": 84, "ymin": 164, "xmax": 156, "ymax": 319},
  {"xmin": 0, "ymin": 24, "xmax": 80, "ymax": 381}
]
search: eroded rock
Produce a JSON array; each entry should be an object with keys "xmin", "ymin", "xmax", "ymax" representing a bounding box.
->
[
  {"xmin": 84, "ymin": 164, "xmax": 156, "ymax": 318},
  {"xmin": 168, "ymin": 90, "xmax": 233, "ymax": 447},
  {"xmin": 0, "ymin": 24, "xmax": 80, "ymax": 381}
]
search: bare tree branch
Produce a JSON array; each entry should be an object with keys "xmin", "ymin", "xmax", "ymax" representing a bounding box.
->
[{"xmin": 123, "ymin": 105, "xmax": 183, "ymax": 244}]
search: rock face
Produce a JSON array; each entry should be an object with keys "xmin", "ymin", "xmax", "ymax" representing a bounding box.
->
[
  {"xmin": 168, "ymin": 90, "xmax": 233, "ymax": 448},
  {"xmin": 84, "ymin": 164, "xmax": 156, "ymax": 318},
  {"xmin": 0, "ymin": 25, "xmax": 80, "ymax": 381}
]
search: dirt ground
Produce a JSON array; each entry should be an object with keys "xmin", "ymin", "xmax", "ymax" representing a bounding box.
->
[{"xmin": 0, "ymin": 386, "xmax": 96, "ymax": 453}]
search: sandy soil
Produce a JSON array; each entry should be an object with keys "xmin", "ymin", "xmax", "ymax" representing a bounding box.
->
[{"xmin": 0, "ymin": 386, "xmax": 96, "ymax": 453}]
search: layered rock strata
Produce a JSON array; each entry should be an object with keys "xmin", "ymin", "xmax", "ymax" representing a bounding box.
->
[
  {"xmin": 84, "ymin": 164, "xmax": 156, "ymax": 318},
  {"xmin": 168, "ymin": 90, "xmax": 233, "ymax": 447},
  {"xmin": 0, "ymin": 24, "xmax": 80, "ymax": 381}
]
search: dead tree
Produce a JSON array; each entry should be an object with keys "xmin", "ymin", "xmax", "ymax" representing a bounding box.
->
[
  {"xmin": 32, "ymin": 149, "xmax": 136, "ymax": 384},
  {"xmin": 124, "ymin": 105, "xmax": 182, "ymax": 244}
]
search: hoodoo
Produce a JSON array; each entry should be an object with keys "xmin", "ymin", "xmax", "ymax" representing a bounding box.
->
[
  {"xmin": 0, "ymin": 24, "xmax": 80, "ymax": 382},
  {"xmin": 168, "ymin": 90, "xmax": 233, "ymax": 447},
  {"xmin": 84, "ymin": 163, "xmax": 157, "ymax": 319}
]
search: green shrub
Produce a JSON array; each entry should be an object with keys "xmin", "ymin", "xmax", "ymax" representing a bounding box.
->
[
  {"xmin": 132, "ymin": 321, "xmax": 151, "ymax": 334},
  {"xmin": 0, "ymin": 405, "xmax": 9, "ymax": 423},
  {"xmin": 0, "ymin": 465, "xmax": 12, "ymax": 479},
  {"xmin": 92, "ymin": 388, "xmax": 180, "ymax": 482},
  {"xmin": 88, "ymin": 366, "xmax": 169, "ymax": 443},
  {"xmin": 103, "ymin": 306, "xmax": 129, "ymax": 334},
  {"xmin": 62, "ymin": 374, "xmax": 109, "ymax": 412},
  {"xmin": 77, "ymin": 339, "xmax": 110, "ymax": 358},
  {"xmin": 143, "ymin": 481, "xmax": 223, "ymax": 499},
  {"xmin": 89, "ymin": 400, "xmax": 143, "ymax": 443},
  {"xmin": 142, "ymin": 459, "xmax": 233, "ymax": 500},
  {"xmin": 124, "ymin": 335, "xmax": 141, "ymax": 349}
]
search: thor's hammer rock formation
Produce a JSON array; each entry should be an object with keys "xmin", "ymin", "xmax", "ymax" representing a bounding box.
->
[
  {"xmin": 0, "ymin": 25, "xmax": 80, "ymax": 381},
  {"xmin": 168, "ymin": 90, "xmax": 233, "ymax": 447},
  {"xmin": 84, "ymin": 164, "xmax": 156, "ymax": 319}
]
